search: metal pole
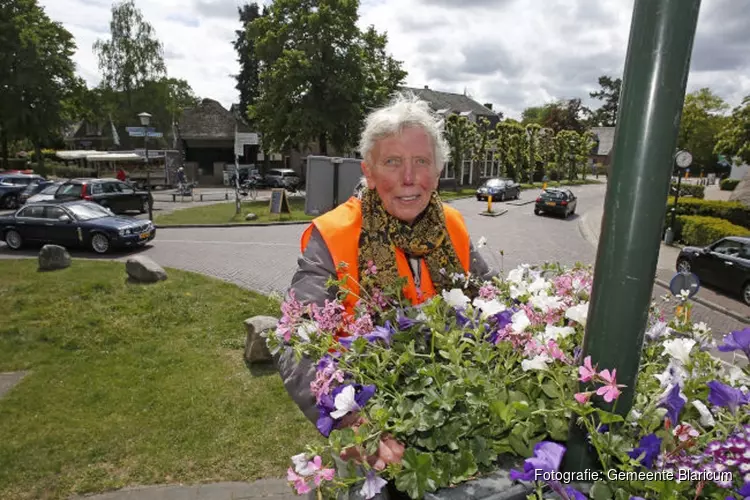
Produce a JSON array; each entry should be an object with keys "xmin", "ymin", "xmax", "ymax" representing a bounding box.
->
[
  {"xmin": 145, "ymin": 134, "xmax": 152, "ymax": 221},
  {"xmin": 671, "ymin": 166, "xmax": 682, "ymax": 231},
  {"xmin": 563, "ymin": 0, "xmax": 701, "ymax": 472}
]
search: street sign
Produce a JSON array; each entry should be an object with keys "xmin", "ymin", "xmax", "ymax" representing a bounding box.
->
[{"xmin": 669, "ymin": 271, "xmax": 700, "ymax": 299}]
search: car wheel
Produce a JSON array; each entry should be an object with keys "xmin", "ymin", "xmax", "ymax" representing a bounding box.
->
[
  {"xmin": 743, "ymin": 282, "xmax": 750, "ymax": 306},
  {"xmin": 3, "ymin": 194, "xmax": 19, "ymax": 209},
  {"xmin": 4, "ymin": 229, "xmax": 23, "ymax": 250},
  {"xmin": 676, "ymin": 258, "xmax": 691, "ymax": 273},
  {"xmin": 534, "ymin": 208, "xmax": 542, "ymax": 216},
  {"xmin": 140, "ymin": 198, "xmax": 149, "ymax": 214},
  {"xmin": 500, "ymin": 192, "xmax": 506, "ymax": 202},
  {"xmin": 91, "ymin": 233, "xmax": 111, "ymax": 254}
]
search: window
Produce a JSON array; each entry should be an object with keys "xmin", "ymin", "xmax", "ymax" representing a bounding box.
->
[
  {"xmin": 66, "ymin": 203, "xmax": 111, "ymax": 220},
  {"xmin": 91, "ymin": 183, "xmax": 103, "ymax": 195},
  {"xmin": 739, "ymin": 244, "xmax": 750, "ymax": 260},
  {"xmin": 41, "ymin": 184, "xmax": 60, "ymax": 195},
  {"xmin": 441, "ymin": 162, "xmax": 455, "ymax": 180},
  {"xmin": 102, "ymin": 182, "xmax": 119, "ymax": 194},
  {"xmin": 118, "ymin": 182, "xmax": 134, "ymax": 194},
  {"xmin": 18, "ymin": 205, "xmax": 45, "ymax": 218},
  {"xmin": 58, "ymin": 184, "xmax": 83, "ymax": 197},
  {"xmin": 44, "ymin": 206, "xmax": 66, "ymax": 219},
  {"xmin": 712, "ymin": 239, "xmax": 743, "ymax": 256}
]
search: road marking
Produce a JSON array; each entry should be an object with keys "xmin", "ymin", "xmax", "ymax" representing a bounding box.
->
[{"xmin": 155, "ymin": 239, "xmax": 298, "ymax": 247}]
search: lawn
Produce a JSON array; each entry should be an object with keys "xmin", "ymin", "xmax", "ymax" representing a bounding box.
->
[
  {"xmin": 154, "ymin": 198, "xmax": 314, "ymax": 226},
  {"xmin": 0, "ymin": 260, "xmax": 320, "ymax": 500},
  {"xmin": 437, "ymin": 178, "xmax": 603, "ymax": 202}
]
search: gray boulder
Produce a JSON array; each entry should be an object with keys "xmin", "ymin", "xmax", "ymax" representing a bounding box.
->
[
  {"xmin": 245, "ymin": 213, "xmax": 258, "ymax": 221},
  {"xmin": 244, "ymin": 316, "xmax": 279, "ymax": 364},
  {"xmin": 38, "ymin": 244, "xmax": 71, "ymax": 271},
  {"xmin": 126, "ymin": 256, "xmax": 167, "ymax": 283}
]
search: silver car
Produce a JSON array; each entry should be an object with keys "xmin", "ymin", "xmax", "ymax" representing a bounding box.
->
[{"xmin": 265, "ymin": 168, "xmax": 300, "ymax": 188}]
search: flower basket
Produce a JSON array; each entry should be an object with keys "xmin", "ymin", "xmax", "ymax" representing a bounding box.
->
[{"xmin": 268, "ymin": 262, "xmax": 750, "ymax": 500}]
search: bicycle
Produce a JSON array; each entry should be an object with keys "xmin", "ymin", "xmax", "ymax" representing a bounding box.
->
[{"xmin": 239, "ymin": 179, "xmax": 258, "ymax": 200}]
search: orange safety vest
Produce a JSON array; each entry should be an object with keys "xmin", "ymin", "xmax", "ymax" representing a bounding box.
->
[{"xmin": 300, "ymin": 197, "xmax": 471, "ymax": 315}]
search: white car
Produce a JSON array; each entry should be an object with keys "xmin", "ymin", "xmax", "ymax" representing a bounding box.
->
[{"xmin": 24, "ymin": 181, "xmax": 63, "ymax": 204}]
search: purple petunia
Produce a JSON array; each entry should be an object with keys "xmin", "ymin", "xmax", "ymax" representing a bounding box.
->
[
  {"xmin": 707, "ymin": 381, "xmax": 750, "ymax": 415},
  {"xmin": 315, "ymin": 383, "xmax": 376, "ymax": 437},
  {"xmin": 339, "ymin": 321, "xmax": 395, "ymax": 348},
  {"xmin": 717, "ymin": 327, "xmax": 750, "ymax": 361},
  {"xmin": 658, "ymin": 384, "xmax": 686, "ymax": 425},
  {"xmin": 510, "ymin": 441, "xmax": 565, "ymax": 482},
  {"xmin": 627, "ymin": 434, "xmax": 662, "ymax": 469}
]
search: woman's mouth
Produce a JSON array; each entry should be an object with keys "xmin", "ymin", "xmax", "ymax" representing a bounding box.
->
[{"xmin": 397, "ymin": 195, "xmax": 420, "ymax": 202}]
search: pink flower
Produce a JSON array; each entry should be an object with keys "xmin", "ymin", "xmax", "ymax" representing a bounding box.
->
[
  {"xmin": 545, "ymin": 340, "xmax": 567, "ymax": 362},
  {"xmin": 311, "ymin": 300, "xmax": 345, "ymax": 332},
  {"xmin": 596, "ymin": 369, "xmax": 625, "ymax": 403},
  {"xmin": 578, "ymin": 356, "xmax": 597, "ymax": 383},
  {"xmin": 365, "ymin": 260, "xmax": 378, "ymax": 276},
  {"xmin": 310, "ymin": 456, "xmax": 336, "ymax": 486},
  {"xmin": 287, "ymin": 468, "xmax": 311, "ymax": 494},
  {"xmin": 574, "ymin": 392, "xmax": 592, "ymax": 404},
  {"xmin": 349, "ymin": 313, "xmax": 374, "ymax": 337},
  {"xmin": 673, "ymin": 423, "xmax": 699, "ymax": 442},
  {"xmin": 479, "ymin": 283, "xmax": 499, "ymax": 300}
]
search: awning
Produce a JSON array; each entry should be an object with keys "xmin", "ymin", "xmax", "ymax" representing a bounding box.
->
[
  {"xmin": 56, "ymin": 150, "xmax": 103, "ymax": 160},
  {"xmin": 85, "ymin": 153, "xmax": 143, "ymax": 162}
]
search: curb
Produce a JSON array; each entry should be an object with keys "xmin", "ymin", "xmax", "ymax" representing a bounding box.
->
[
  {"xmin": 155, "ymin": 220, "xmax": 312, "ymax": 229},
  {"xmin": 653, "ymin": 278, "xmax": 750, "ymax": 324}
]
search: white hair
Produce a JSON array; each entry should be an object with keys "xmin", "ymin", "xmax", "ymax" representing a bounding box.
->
[{"xmin": 358, "ymin": 91, "xmax": 450, "ymax": 172}]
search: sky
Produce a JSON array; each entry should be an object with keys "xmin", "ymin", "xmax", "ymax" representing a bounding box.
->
[{"xmin": 38, "ymin": 0, "xmax": 750, "ymax": 120}]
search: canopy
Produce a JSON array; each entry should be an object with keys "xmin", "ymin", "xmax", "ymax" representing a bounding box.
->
[
  {"xmin": 56, "ymin": 150, "xmax": 103, "ymax": 160},
  {"xmin": 84, "ymin": 153, "xmax": 143, "ymax": 162}
]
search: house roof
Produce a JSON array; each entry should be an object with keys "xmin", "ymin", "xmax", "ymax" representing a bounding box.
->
[
  {"xmin": 590, "ymin": 126, "xmax": 615, "ymax": 156},
  {"xmin": 400, "ymin": 86, "xmax": 498, "ymax": 118},
  {"xmin": 177, "ymin": 98, "xmax": 252, "ymax": 140}
]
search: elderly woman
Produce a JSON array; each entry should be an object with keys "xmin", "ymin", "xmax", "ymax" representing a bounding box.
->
[{"xmin": 276, "ymin": 92, "xmax": 495, "ymax": 498}]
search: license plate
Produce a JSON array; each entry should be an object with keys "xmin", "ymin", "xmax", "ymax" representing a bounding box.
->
[
  {"xmin": 139, "ymin": 231, "xmax": 150, "ymax": 240},
  {"xmin": 546, "ymin": 202, "xmax": 556, "ymax": 206}
]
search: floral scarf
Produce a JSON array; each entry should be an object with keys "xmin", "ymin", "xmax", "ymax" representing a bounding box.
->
[{"xmin": 358, "ymin": 188, "xmax": 464, "ymax": 295}]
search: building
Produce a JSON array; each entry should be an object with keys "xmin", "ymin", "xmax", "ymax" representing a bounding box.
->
[{"xmin": 589, "ymin": 127, "xmax": 615, "ymax": 167}]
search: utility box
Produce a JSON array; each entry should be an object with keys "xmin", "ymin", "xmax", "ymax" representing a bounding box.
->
[{"xmin": 304, "ymin": 155, "xmax": 363, "ymax": 216}]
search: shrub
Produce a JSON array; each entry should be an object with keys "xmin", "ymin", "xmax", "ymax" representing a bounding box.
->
[
  {"xmin": 676, "ymin": 215, "xmax": 750, "ymax": 246},
  {"xmin": 671, "ymin": 182, "xmax": 704, "ymax": 199},
  {"xmin": 666, "ymin": 197, "xmax": 750, "ymax": 229},
  {"xmin": 30, "ymin": 161, "xmax": 96, "ymax": 179},
  {"xmin": 720, "ymin": 178, "xmax": 740, "ymax": 191}
]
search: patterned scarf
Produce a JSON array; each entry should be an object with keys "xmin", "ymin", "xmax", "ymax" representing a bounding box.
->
[{"xmin": 358, "ymin": 188, "xmax": 464, "ymax": 295}]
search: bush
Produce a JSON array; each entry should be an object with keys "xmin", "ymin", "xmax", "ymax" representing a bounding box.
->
[
  {"xmin": 720, "ymin": 178, "xmax": 740, "ymax": 191},
  {"xmin": 666, "ymin": 197, "xmax": 750, "ymax": 229},
  {"xmin": 0, "ymin": 158, "xmax": 30, "ymax": 172},
  {"xmin": 675, "ymin": 215, "xmax": 750, "ymax": 246},
  {"xmin": 671, "ymin": 182, "xmax": 704, "ymax": 199},
  {"xmin": 30, "ymin": 161, "xmax": 96, "ymax": 179}
]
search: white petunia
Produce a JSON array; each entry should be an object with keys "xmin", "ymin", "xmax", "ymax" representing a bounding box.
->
[
  {"xmin": 529, "ymin": 291, "xmax": 563, "ymax": 313},
  {"xmin": 691, "ymin": 400, "xmax": 715, "ymax": 428},
  {"xmin": 662, "ymin": 338, "xmax": 696, "ymax": 365},
  {"xmin": 521, "ymin": 354, "xmax": 552, "ymax": 372},
  {"xmin": 725, "ymin": 364, "xmax": 750, "ymax": 386},
  {"xmin": 511, "ymin": 310, "xmax": 531, "ymax": 333},
  {"xmin": 442, "ymin": 288, "xmax": 470, "ymax": 309},
  {"xmin": 291, "ymin": 453, "xmax": 315, "ymax": 476},
  {"xmin": 692, "ymin": 322, "xmax": 710, "ymax": 335},
  {"xmin": 539, "ymin": 325, "xmax": 575, "ymax": 342},
  {"xmin": 330, "ymin": 385, "xmax": 359, "ymax": 419},
  {"xmin": 509, "ymin": 282, "xmax": 529, "ymax": 300},
  {"xmin": 654, "ymin": 360, "xmax": 688, "ymax": 388},
  {"xmin": 564, "ymin": 302, "xmax": 589, "ymax": 326},
  {"xmin": 527, "ymin": 277, "xmax": 550, "ymax": 295},
  {"xmin": 507, "ymin": 265, "xmax": 530, "ymax": 284},
  {"xmin": 472, "ymin": 297, "xmax": 506, "ymax": 318},
  {"xmin": 476, "ymin": 236, "xmax": 487, "ymax": 249},
  {"xmin": 296, "ymin": 323, "xmax": 316, "ymax": 343},
  {"xmin": 645, "ymin": 321, "xmax": 667, "ymax": 340}
]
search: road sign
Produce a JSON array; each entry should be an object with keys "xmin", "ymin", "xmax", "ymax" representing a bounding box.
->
[{"xmin": 669, "ymin": 271, "xmax": 700, "ymax": 299}]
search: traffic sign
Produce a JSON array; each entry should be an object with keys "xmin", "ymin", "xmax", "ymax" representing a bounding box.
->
[{"xmin": 669, "ymin": 271, "xmax": 700, "ymax": 299}]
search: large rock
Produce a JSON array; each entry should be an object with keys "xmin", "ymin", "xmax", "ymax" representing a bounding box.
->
[
  {"xmin": 729, "ymin": 168, "xmax": 750, "ymax": 207},
  {"xmin": 38, "ymin": 244, "xmax": 71, "ymax": 271},
  {"xmin": 244, "ymin": 316, "xmax": 279, "ymax": 364},
  {"xmin": 126, "ymin": 256, "xmax": 167, "ymax": 283}
]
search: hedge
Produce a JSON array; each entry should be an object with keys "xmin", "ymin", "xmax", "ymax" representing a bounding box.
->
[
  {"xmin": 29, "ymin": 161, "xmax": 96, "ymax": 179},
  {"xmin": 676, "ymin": 215, "xmax": 750, "ymax": 246},
  {"xmin": 720, "ymin": 179, "xmax": 740, "ymax": 191},
  {"xmin": 671, "ymin": 182, "xmax": 705, "ymax": 199},
  {"xmin": 666, "ymin": 197, "xmax": 750, "ymax": 230}
]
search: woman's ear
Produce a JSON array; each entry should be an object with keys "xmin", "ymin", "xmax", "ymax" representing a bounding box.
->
[{"xmin": 361, "ymin": 161, "xmax": 376, "ymax": 189}]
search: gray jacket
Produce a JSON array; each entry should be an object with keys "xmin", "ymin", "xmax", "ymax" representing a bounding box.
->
[{"xmin": 276, "ymin": 226, "xmax": 497, "ymax": 425}]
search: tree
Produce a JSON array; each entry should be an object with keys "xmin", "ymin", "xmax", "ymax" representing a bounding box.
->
[
  {"xmin": 247, "ymin": 0, "xmax": 406, "ymax": 155},
  {"xmin": 470, "ymin": 117, "xmax": 493, "ymax": 183},
  {"xmin": 444, "ymin": 114, "xmax": 476, "ymax": 189},
  {"xmin": 541, "ymin": 99, "xmax": 585, "ymax": 133},
  {"xmin": 93, "ymin": 0, "xmax": 166, "ymax": 107},
  {"xmin": 677, "ymin": 88, "xmax": 728, "ymax": 174},
  {"xmin": 0, "ymin": 0, "xmax": 76, "ymax": 169},
  {"xmin": 715, "ymin": 95, "xmax": 750, "ymax": 166},
  {"xmin": 588, "ymin": 75, "xmax": 621, "ymax": 127},
  {"xmin": 233, "ymin": 3, "xmax": 264, "ymax": 121},
  {"xmin": 521, "ymin": 106, "xmax": 547, "ymax": 125}
]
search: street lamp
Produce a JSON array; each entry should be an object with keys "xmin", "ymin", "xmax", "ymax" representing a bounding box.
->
[
  {"xmin": 138, "ymin": 112, "xmax": 153, "ymax": 221},
  {"xmin": 665, "ymin": 149, "xmax": 692, "ymax": 245}
]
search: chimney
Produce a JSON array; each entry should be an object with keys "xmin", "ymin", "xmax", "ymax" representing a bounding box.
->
[
  {"xmin": 483, "ymin": 103, "xmax": 493, "ymax": 110},
  {"xmin": 424, "ymin": 85, "xmax": 429, "ymax": 89}
]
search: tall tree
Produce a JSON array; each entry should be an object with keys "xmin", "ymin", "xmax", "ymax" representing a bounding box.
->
[
  {"xmin": 233, "ymin": 2, "xmax": 264, "ymax": 121},
  {"xmin": 715, "ymin": 95, "xmax": 750, "ymax": 165},
  {"xmin": 588, "ymin": 75, "xmax": 621, "ymax": 127},
  {"xmin": 470, "ymin": 117, "xmax": 493, "ymax": 182},
  {"xmin": 520, "ymin": 106, "xmax": 547, "ymax": 125},
  {"xmin": 93, "ymin": 0, "xmax": 166, "ymax": 107},
  {"xmin": 541, "ymin": 99, "xmax": 585, "ymax": 133},
  {"xmin": 444, "ymin": 114, "xmax": 476, "ymax": 189},
  {"xmin": 0, "ymin": 0, "xmax": 76, "ymax": 169},
  {"xmin": 678, "ymin": 88, "xmax": 728, "ymax": 174},
  {"xmin": 247, "ymin": 0, "xmax": 406, "ymax": 155}
]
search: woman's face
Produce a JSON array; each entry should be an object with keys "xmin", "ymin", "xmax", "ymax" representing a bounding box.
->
[{"xmin": 362, "ymin": 126, "xmax": 440, "ymax": 224}]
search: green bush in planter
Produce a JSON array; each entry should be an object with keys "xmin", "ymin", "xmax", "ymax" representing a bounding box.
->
[
  {"xmin": 720, "ymin": 178, "xmax": 740, "ymax": 191},
  {"xmin": 666, "ymin": 197, "xmax": 750, "ymax": 229},
  {"xmin": 675, "ymin": 214, "xmax": 750, "ymax": 246},
  {"xmin": 670, "ymin": 182, "xmax": 704, "ymax": 199}
]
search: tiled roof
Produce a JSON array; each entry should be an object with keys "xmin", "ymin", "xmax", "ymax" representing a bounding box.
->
[
  {"xmin": 177, "ymin": 98, "xmax": 251, "ymax": 140},
  {"xmin": 590, "ymin": 126, "xmax": 615, "ymax": 156},
  {"xmin": 400, "ymin": 86, "xmax": 497, "ymax": 118}
]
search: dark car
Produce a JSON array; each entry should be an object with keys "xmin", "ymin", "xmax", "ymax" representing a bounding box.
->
[
  {"xmin": 676, "ymin": 236, "xmax": 750, "ymax": 305},
  {"xmin": 534, "ymin": 188, "xmax": 578, "ymax": 218},
  {"xmin": 476, "ymin": 178, "xmax": 521, "ymax": 202},
  {"xmin": 0, "ymin": 174, "xmax": 46, "ymax": 209},
  {"xmin": 0, "ymin": 200, "xmax": 155, "ymax": 254},
  {"xmin": 54, "ymin": 178, "xmax": 153, "ymax": 214}
]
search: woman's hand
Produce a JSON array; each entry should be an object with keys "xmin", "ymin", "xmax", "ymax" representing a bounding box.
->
[{"xmin": 339, "ymin": 414, "xmax": 405, "ymax": 470}]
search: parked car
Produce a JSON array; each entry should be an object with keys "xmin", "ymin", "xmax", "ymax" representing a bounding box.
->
[
  {"xmin": 476, "ymin": 178, "xmax": 521, "ymax": 202},
  {"xmin": 24, "ymin": 181, "xmax": 64, "ymax": 204},
  {"xmin": 676, "ymin": 236, "xmax": 750, "ymax": 305},
  {"xmin": 0, "ymin": 200, "xmax": 155, "ymax": 254},
  {"xmin": 0, "ymin": 173, "xmax": 46, "ymax": 209},
  {"xmin": 533, "ymin": 188, "xmax": 578, "ymax": 218},
  {"xmin": 54, "ymin": 178, "xmax": 153, "ymax": 214},
  {"xmin": 265, "ymin": 168, "xmax": 300, "ymax": 189},
  {"xmin": 19, "ymin": 179, "xmax": 58, "ymax": 205}
]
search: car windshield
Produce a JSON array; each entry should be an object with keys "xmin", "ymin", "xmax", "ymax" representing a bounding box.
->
[
  {"xmin": 542, "ymin": 190, "xmax": 566, "ymax": 200},
  {"xmin": 40, "ymin": 184, "xmax": 60, "ymax": 194},
  {"xmin": 484, "ymin": 179, "xmax": 505, "ymax": 187},
  {"xmin": 66, "ymin": 203, "xmax": 112, "ymax": 220}
]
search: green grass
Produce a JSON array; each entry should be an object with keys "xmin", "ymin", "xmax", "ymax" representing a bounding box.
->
[
  {"xmin": 0, "ymin": 260, "xmax": 320, "ymax": 499},
  {"xmin": 154, "ymin": 198, "xmax": 314, "ymax": 226},
  {"xmin": 436, "ymin": 188, "xmax": 478, "ymax": 201},
  {"xmin": 518, "ymin": 178, "xmax": 603, "ymax": 190}
]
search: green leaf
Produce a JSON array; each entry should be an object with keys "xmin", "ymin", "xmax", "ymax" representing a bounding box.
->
[
  {"xmin": 450, "ymin": 449, "xmax": 478, "ymax": 483},
  {"xmin": 508, "ymin": 434, "xmax": 530, "ymax": 456},
  {"xmin": 395, "ymin": 449, "xmax": 438, "ymax": 499},
  {"xmin": 595, "ymin": 409, "xmax": 625, "ymax": 424},
  {"xmin": 540, "ymin": 381, "xmax": 559, "ymax": 398},
  {"xmin": 590, "ymin": 481, "xmax": 613, "ymax": 500}
]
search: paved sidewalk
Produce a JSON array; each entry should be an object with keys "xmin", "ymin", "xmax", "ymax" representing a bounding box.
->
[{"xmin": 69, "ymin": 480, "xmax": 297, "ymax": 500}]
